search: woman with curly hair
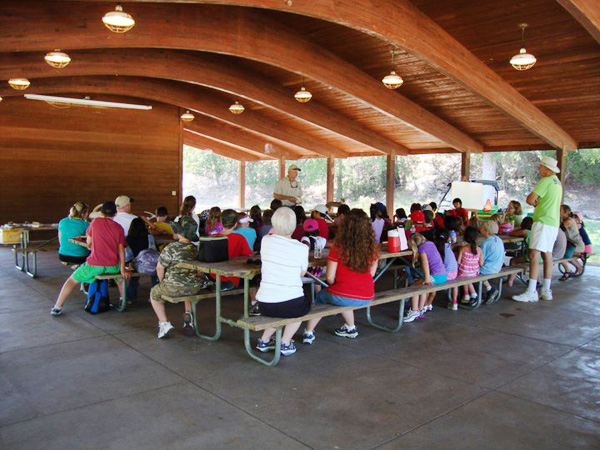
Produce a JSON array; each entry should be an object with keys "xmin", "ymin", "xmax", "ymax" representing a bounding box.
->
[{"xmin": 303, "ymin": 208, "xmax": 379, "ymax": 343}]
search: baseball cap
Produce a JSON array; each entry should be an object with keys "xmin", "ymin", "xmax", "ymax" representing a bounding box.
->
[
  {"xmin": 303, "ymin": 218, "xmax": 319, "ymax": 232},
  {"xmin": 170, "ymin": 216, "xmax": 199, "ymax": 242},
  {"xmin": 410, "ymin": 211, "xmax": 425, "ymax": 223},
  {"xmin": 288, "ymin": 164, "xmax": 301, "ymax": 172},
  {"xmin": 239, "ymin": 214, "xmax": 253, "ymax": 224},
  {"xmin": 422, "ymin": 204, "xmax": 433, "ymax": 212},
  {"xmin": 115, "ymin": 195, "xmax": 134, "ymax": 208}
]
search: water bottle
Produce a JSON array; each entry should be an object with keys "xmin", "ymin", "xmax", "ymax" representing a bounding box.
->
[
  {"xmin": 449, "ymin": 230, "xmax": 457, "ymax": 244},
  {"xmin": 314, "ymin": 245, "xmax": 322, "ymax": 259}
]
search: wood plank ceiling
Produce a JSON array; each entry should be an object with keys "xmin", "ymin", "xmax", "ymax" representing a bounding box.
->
[{"xmin": 0, "ymin": 0, "xmax": 598, "ymax": 161}]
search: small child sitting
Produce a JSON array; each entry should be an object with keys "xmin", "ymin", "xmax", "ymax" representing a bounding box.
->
[
  {"xmin": 205, "ymin": 206, "xmax": 223, "ymax": 236},
  {"xmin": 233, "ymin": 213, "xmax": 257, "ymax": 250},
  {"xmin": 403, "ymin": 233, "xmax": 447, "ymax": 323},
  {"xmin": 433, "ymin": 229, "xmax": 459, "ymax": 310},
  {"xmin": 311, "ymin": 205, "xmax": 332, "ymax": 240},
  {"xmin": 456, "ymin": 226, "xmax": 483, "ymax": 306},
  {"xmin": 506, "ymin": 217, "xmax": 534, "ymax": 286},
  {"xmin": 479, "ymin": 220, "xmax": 504, "ymax": 304},
  {"xmin": 149, "ymin": 216, "xmax": 208, "ymax": 339},
  {"xmin": 151, "ymin": 206, "xmax": 173, "ymax": 236},
  {"xmin": 301, "ymin": 218, "xmax": 327, "ymax": 279}
]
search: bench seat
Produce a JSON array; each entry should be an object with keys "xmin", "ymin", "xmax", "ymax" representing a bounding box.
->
[{"xmin": 236, "ymin": 265, "xmax": 524, "ymax": 366}]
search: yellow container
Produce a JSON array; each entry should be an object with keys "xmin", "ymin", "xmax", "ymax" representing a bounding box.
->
[{"xmin": 0, "ymin": 229, "xmax": 22, "ymax": 244}]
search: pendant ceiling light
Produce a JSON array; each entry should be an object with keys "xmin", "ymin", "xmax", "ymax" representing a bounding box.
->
[
  {"xmin": 382, "ymin": 50, "xmax": 403, "ymax": 89},
  {"xmin": 294, "ymin": 86, "xmax": 312, "ymax": 103},
  {"xmin": 8, "ymin": 78, "xmax": 30, "ymax": 90},
  {"xmin": 181, "ymin": 110, "xmax": 195, "ymax": 122},
  {"xmin": 510, "ymin": 23, "xmax": 536, "ymax": 71},
  {"xmin": 229, "ymin": 101, "xmax": 245, "ymax": 114},
  {"xmin": 0, "ymin": 96, "xmax": 3, "ymax": 102},
  {"xmin": 44, "ymin": 50, "xmax": 71, "ymax": 69},
  {"xmin": 102, "ymin": 4, "xmax": 135, "ymax": 33}
]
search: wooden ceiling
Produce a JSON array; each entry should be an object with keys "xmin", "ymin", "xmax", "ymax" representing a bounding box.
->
[{"xmin": 0, "ymin": 0, "xmax": 598, "ymax": 161}]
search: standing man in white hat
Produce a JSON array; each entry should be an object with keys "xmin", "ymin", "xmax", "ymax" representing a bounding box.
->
[
  {"xmin": 513, "ymin": 156, "xmax": 563, "ymax": 303},
  {"xmin": 273, "ymin": 165, "xmax": 303, "ymax": 206}
]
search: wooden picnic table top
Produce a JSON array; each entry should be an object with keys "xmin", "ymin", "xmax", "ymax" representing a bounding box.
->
[{"xmin": 166, "ymin": 235, "xmax": 524, "ymax": 278}]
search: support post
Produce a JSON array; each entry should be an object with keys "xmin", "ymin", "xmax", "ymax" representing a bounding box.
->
[
  {"xmin": 239, "ymin": 161, "xmax": 246, "ymax": 209},
  {"xmin": 327, "ymin": 156, "xmax": 335, "ymax": 205},
  {"xmin": 557, "ymin": 148, "xmax": 568, "ymax": 201},
  {"xmin": 386, "ymin": 154, "xmax": 396, "ymax": 215},
  {"xmin": 279, "ymin": 157, "xmax": 286, "ymax": 179},
  {"xmin": 461, "ymin": 151, "xmax": 471, "ymax": 181}
]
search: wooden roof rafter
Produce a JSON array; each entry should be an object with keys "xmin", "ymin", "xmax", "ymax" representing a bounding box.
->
[
  {"xmin": 0, "ymin": 3, "xmax": 482, "ymax": 153},
  {"xmin": 0, "ymin": 76, "xmax": 333, "ymax": 160},
  {"xmin": 557, "ymin": 0, "xmax": 600, "ymax": 46},
  {"xmin": 65, "ymin": 0, "xmax": 578, "ymax": 151},
  {"xmin": 183, "ymin": 131, "xmax": 264, "ymax": 162}
]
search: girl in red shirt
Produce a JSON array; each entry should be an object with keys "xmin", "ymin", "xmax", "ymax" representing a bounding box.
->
[{"xmin": 303, "ymin": 209, "xmax": 379, "ymax": 343}]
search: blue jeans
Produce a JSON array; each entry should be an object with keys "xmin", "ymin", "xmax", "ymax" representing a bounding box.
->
[{"xmin": 316, "ymin": 290, "xmax": 372, "ymax": 307}]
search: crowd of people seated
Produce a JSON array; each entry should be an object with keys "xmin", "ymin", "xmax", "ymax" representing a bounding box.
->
[{"xmin": 50, "ymin": 192, "xmax": 592, "ymax": 357}]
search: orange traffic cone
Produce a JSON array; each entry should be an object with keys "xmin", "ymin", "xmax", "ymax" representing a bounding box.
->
[{"xmin": 483, "ymin": 199, "xmax": 492, "ymax": 212}]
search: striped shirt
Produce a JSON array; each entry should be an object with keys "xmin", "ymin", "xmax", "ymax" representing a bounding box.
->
[{"xmin": 458, "ymin": 247, "xmax": 480, "ymax": 278}]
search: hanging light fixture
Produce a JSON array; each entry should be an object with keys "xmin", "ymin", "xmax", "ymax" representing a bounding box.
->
[
  {"xmin": 510, "ymin": 23, "xmax": 537, "ymax": 71},
  {"xmin": 229, "ymin": 101, "xmax": 245, "ymax": 114},
  {"xmin": 382, "ymin": 49, "xmax": 404, "ymax": 89},
  {"xmin": 180, "ymin": 110, "xmax": 195, "ymax": 122},
  {"xmin": 44, "ymin": 50, "xmax": 71, "ymax": 68},
  {"xmin": 0, "ymin": 96, "xmax": 3, "ymax": 102},
  {"xmin": 102, "ymin": 4, "xmax": 135, "ymax": 33},
  {"xmin": 294, "ymin": 86, "xmax": 312, "ymax": 103},
  {"xmin": 8, "ymin": 78, "xmax": 30, "ymax": 90}
]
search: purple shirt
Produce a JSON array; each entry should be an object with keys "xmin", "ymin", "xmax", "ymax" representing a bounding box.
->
[{"xmin": 418, "ymin": 241, "xmax": 446, "ymax": 276}]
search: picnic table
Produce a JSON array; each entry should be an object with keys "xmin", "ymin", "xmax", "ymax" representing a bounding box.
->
[{"xmin": 7, "ymin": 224, "xmax": 59, "ymax": 277}]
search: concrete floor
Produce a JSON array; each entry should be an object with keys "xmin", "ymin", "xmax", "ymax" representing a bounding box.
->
[{"xmin": 1, "ymin": 248, "xmax": 599, "ymax": 449}]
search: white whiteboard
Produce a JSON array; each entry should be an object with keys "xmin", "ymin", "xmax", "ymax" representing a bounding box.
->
[{"xmin": 450, "ymin": 181, "xmax": 484, "ymax": 210}]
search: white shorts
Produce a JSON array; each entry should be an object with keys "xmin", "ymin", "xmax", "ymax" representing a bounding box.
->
[{"xmin": 530, "ymin": 222, "xmax": 559, "ymax": 253}]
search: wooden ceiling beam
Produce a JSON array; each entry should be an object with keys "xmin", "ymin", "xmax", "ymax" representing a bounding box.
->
[
  {"xmin": 0, "ymin": 49, "xmax": 387, "ymax": 157},
  {"xmin": 0, "ymin": 75, "xmax": 342, "ymax": 159},
  {"xmin": 183, "ymin": 131, "xmax": 262, "ymax": 161},
  {"xmin": 0, "ymin": 3, "xmax": 471, "ymax": 152},
  {"xmin": 185, "ymin": 116, "xmax": 290, "ymax": 160},
  {"xmin": 557, "ymin": 0, "xmax": 600, "ymax": 46},
  {"xmin": 57, "ymin": 0, "xmax": 576, "ymax": 151}
]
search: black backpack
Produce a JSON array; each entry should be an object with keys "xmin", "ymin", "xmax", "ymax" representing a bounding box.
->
[{"xmin": 84, "ymin": 280, "xmax": 111, "ymax": 314}]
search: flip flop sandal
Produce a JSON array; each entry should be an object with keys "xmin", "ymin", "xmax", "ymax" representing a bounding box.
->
[{"xmin": 559, "ymin": 272, "xmax": 573, "ymax": 281}]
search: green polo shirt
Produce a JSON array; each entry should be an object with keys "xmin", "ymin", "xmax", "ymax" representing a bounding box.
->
[{"xmin": 532, "ymin": 175, "xmax": 562, "ymax": 227}]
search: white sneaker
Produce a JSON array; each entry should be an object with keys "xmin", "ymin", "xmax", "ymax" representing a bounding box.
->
[
  {"xmin": 460, "ymin": 294, "xmax": 471, "ymax": 304},
  {"xmin": 404, "ymin": 309, "xmax": 422, "ymax": 323},
  {"xmin": 540, "ymin": 289, "xmax": 553, "ymax": 301},
  {"xmin": 512, "ymin": 290, "xmax": 539, "ymax": 303},
  {"xmin": 425, "ymin": 304, "xmax": 433, "ymax": 311},
  {"xmin": 157, "ymin": 321, "xmax": 174, "ymax": 339}
]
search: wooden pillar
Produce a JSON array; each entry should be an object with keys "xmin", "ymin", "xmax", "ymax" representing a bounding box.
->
[
  {"xmin": 279, "ymin": 157, "xmax": 286, "ymax": 179},
  {"xmin": 239, "ymin": 161, "xmax": 246, "ymax": 209},
  {"xmin": 556, "ymin": 148, "xmax": 568, "ymax": 201},
  {"xmin": 461, "ymin": 151, "xmax": 471, "ymax": 181},
  {"xmin": 556, "ymin": 148, "xmax": 568, "ymax": 186},
  {"xmin": 326, "ymin": 156, "xmax": 335, "ymax": 205},
  {"xmin": 386, "ymin": 154, "xmax": 396, "ymax": 215}
]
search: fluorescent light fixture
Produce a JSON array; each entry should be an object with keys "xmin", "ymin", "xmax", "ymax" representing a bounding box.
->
[{"xmin": 24, "ymin": 94, "xmax": 152, "ymax": 110}]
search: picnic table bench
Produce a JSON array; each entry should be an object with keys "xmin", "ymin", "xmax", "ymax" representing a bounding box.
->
[
  {"xmin": 94, "ymin": 272, "xmax": 142, "ymax": 312},
  {"xmin": 206, "ymin": 263, "xmax": 525, "ymax": 366}
]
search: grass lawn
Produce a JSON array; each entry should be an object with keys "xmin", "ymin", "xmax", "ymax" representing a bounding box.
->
[{"xmin": 584, "ymin": 219, "xmax": 599, "ymax": 264}]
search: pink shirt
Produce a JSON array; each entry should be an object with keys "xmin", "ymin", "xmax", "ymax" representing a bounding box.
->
[{"xmin": 86, "ymin": 218, "xmax": 126, "ymax": 267}]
